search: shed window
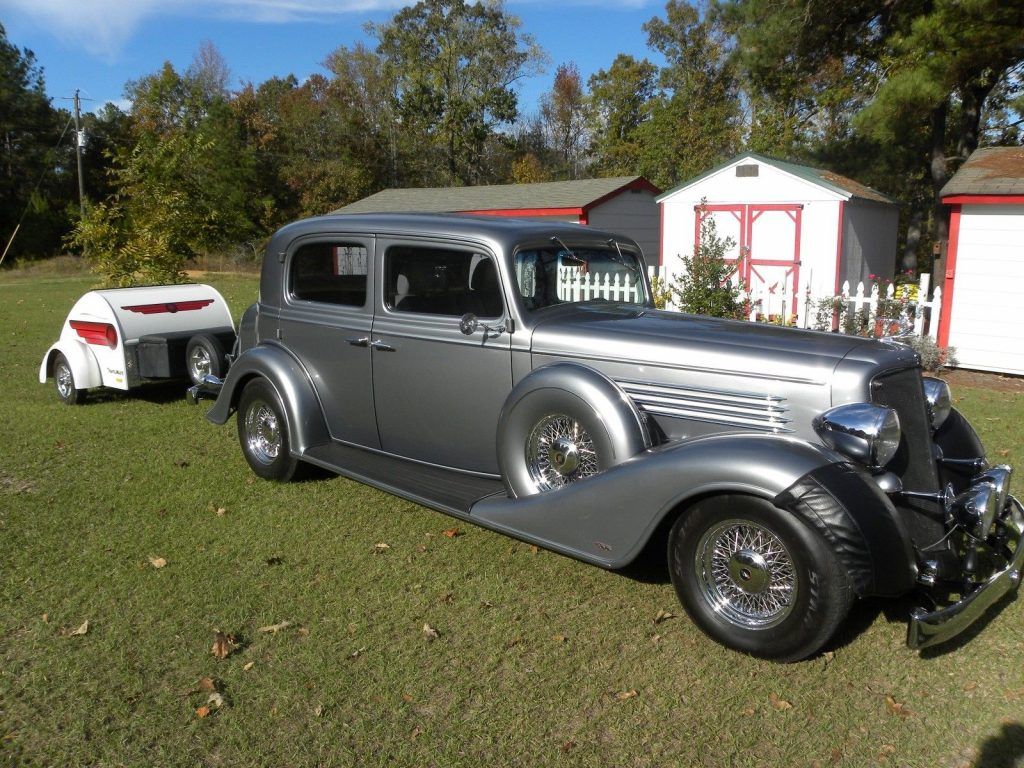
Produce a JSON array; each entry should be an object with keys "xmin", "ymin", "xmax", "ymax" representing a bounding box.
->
[
  {"xmin": 736, "ymin": 164, "xmax": 759, "ymax": 177},
  {"xmin": 290, "ymin": 243, "xmax": 368, "ymax": 307}
]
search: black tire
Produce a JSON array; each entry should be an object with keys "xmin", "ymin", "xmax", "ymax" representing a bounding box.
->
[
  {"xmin": 668, "ymin": 494, "xmax": 853, "ymax": 662},
  {"xmin": 185, "ymin": 334, "xmax": 226, "ymax": 386},
  {"xmin": 53, "ymin": 352, "xmax": 84, "ymax": 405},
  {"xmin": 237, "ymin": 379, "xmax": 299, "ymax": 482}
]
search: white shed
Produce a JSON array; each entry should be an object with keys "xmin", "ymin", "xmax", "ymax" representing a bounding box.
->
[
  {"xmin": 938, "ymin": 147, "xmax": 1024, "ymax": 376},
  {"xmin": 657, "ymin": 153, "xmax": 899, "ymax": 324}
]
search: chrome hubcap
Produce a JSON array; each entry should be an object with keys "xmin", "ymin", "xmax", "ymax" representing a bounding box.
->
[
  {"xmin": 527, "ymin": 414, "xmax": 598, "ymax": 491},
  {"xmin": 245, "ymin": 400, "xmax": 281, "ymax": 465},
  {"xmin": 696, "ymin": 519, "xmax": 796, "ymax": 629},
  {"xmin": 188, "ymin": 346, "xmax": 212, "ymax": 383},
  {"xmin": 56, "ymin": 364, "xmax": 73, "ymax": 399}
]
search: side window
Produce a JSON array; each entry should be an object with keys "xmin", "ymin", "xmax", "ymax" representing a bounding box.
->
[
  {"xmin": 290, "ymin": 242, "xmax": 368, "ymax": 307},
  {"xmin": 385, "ymin": 245, "xmax": 503, "ymax": 318}
]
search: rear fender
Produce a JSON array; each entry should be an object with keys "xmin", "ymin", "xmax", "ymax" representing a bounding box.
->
[
  {"xmin": 205, "ymin": 343, "xmax": 329, "ymax": 455},
  {"xmin": 471, "ymin": 433, "xmax": 916, "ymax": 595},
  {"xmin": 39, "ymin": 341, "xmax": 102, "ymax": 389}
]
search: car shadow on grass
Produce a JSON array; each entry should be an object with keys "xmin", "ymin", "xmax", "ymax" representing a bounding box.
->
[{"xmin": 974, "ymin": 722, "xmax": 1024, "ymax": 768}]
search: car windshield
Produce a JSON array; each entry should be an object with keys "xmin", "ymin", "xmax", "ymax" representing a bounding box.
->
[{"xmin": 513, "ymin": 244, "xmax": 649, "ymax": 311}]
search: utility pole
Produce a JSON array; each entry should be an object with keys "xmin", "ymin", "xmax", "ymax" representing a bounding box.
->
[{"xmin": 73, "ymin": 89, "xmax": 85, "ymax": 218}]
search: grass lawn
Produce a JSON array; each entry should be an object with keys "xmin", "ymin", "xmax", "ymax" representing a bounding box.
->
[{"xmin": 2, "ymin": 272, "xmax": 1023, "ymax": 767}]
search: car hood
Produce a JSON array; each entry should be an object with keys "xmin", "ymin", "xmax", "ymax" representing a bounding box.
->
[{"xmin": 529, "ymin": 304, "xmax": 917, "ymax": 385}]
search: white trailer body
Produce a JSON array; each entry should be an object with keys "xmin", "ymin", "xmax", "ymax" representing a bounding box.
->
[{"xmin": 40, "ymin": 284, "xmax": 235, "ymax": 402}]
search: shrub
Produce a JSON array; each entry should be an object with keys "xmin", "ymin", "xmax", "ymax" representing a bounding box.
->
[
  {"xmin": 900, "ymin": 335, "xmax": 958, "ymax": 373},
  {"xmin": 668, "ymin": 206, "xmax": 745, "ymax": 319}
]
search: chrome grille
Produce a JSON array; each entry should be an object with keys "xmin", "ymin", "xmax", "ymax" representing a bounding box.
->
[{"xmin": 617, "ymin": 380, "xmax": 792, "ymax": 433}]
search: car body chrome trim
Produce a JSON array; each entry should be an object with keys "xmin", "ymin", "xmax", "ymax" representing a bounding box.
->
[
  {"xmin": 617, "ymin": 380, "xmax": 793, "ymax": 434},
  {"xmin": 907, "ymin": 494, "xmax": 1024, "ymax": 650}
]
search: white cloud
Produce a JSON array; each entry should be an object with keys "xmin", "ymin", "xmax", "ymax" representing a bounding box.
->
[{"xmin": 0, "ymin": 0, "xmax": 399, "ymax": 58}]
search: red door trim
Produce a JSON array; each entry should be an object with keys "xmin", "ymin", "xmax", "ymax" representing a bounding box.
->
[{"xmin": 937, "ymin": 204, "xmax": 962, "ymax": 347}]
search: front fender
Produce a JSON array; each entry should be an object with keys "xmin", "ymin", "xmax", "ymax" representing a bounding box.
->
[
  {"xmin": 470, "ymin": 433, "xmax": 916, "ymax": 595},
  {"xmin": 205, "ymin": 343, "xmax": 330, "ymax": 454},
  {"xmin": 39, "ymin": 341, "xmax": 101, "ymax": 389}
]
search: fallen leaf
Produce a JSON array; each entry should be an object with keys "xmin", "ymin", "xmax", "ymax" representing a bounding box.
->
[
  {"xmin": 740, "ymin": 706, "xmax": 755, "ymax": 716},
  {"xmin": 242, "ymin": 661, "xmax": 255, "ymax": 672},
  {"xmin": 41, "ymin": 613, "xmax": 48, "ymax": 623},
  {"xmin": 422, "ymin": 623, "xmax": 439, "ymax": 640},
  {"xmin": 830, "ymin": 748, "xmax": 842, "ymax": 764},
  {"xmin": 560, "ymin": 740, "xmax": 576, "ymax": 753},
  {"xmin": 530, "ymin": 545, "xmax": 539, "ymax": 554},
  {"xmin": 175, "ymin": 460, "xmax": 189, "ymax": 468},
  {"xmin": 822, "ymin": 651, "xmax": 835, "ymax": 663},
  {"xmin": 257, "ymin": 620, "xmax": 292, "ymax": 634},
  {"xmin": 439, "ymin": 592, "xmax": 454, "ymax": 604},
  {"xmin": 198, "ymin": 677, "xmax": 217, "ymax": 692},
  {"xmin": 999, "ymin": 449, "xmax": 1011, "ymax": 457},
  {"xmin": 480, "ymin": 600, "xmax": 494, "ymax": 609},
  {"xmin": 963, "ymin": 682, "xmax": 978, "ymax": 692},
  {"xmin": 769, "ymin": 693, "xmax": 793, "ymax": 711},
  {"xmin": 402, "ymin": 694, "xmax": 414, "ymax": 703},
  {"xmin": 195, "ymin": 706, "xmax": 211, "ymax": 719},
  {"xmin": 442, "ymin": 528, "xmax": 461, "ymax": 538},
  {"xmin": 207, "ymin": 692, "xmax": 225, "ymax": 708},
  {"xmin": 879, "ymin": 744, "xmax": 896, "ymax": 755},
  {"xmin": 211, "ymin": 630, "xmax": 238, "ymax": 659},
  {"xmin": 653, "ymin": 609, "xmax": 675, "ymax": 625},
  {"xmin": 69, "ymin": 620, "xmax": 89, "ymax": 637},
  {"xmin": 410, "ymin": 726, "xmax": 423, "ymax": 739},
  {"xmin": 615, "ymin": 689, "xmax": 638, "ymax": 701},
  {"xmin": 373, "ymin": 542, "xmax": 391, "ymax": 553},
  {"xmin": 148, "ymin": 556, "xmax": 167, "ymax": 569},
  {"xmin": 348, "ymin": 647, "xmax": 366, "ymax": 659},
  {"xmin": 297, "ymin": 627, "xmax": 310, "ymax": 637},
  {"xmin": 884, "ymin": 695, "xmax": 912, "ymax": 719},
  {"xmin": 552, "ymin": 634, "xmax": 567, "ymax": 643},
  {"xmin": 314, "ymin": 704, "xmax": 325, "ymax": 717},
  {"xmin": 651, "ymin": 633, "xmax": 662, "ymax": 643}
]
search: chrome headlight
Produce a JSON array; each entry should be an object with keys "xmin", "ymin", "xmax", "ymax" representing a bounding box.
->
[
  {"xmin": 813, "ymin": 403, "xmax": 902, "ymax": 468},
  {"xmin": 951, "ymin": 481, "xmax": 998, "ymax": 538},
  {"xmin": 922, "ymin": 377, "xmax": 952, "ymax": 430}
]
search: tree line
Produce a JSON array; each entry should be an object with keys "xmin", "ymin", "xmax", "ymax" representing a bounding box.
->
[{"xmin": 2, "ymin": 0, "xmax": 1022, "ymax": 283}]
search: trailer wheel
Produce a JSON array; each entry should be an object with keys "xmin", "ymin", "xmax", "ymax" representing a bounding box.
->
[
  {"xmin": 237, "ymin": 378, "xmax": 299, "ymax": 482},
  {"xmin": 53, "ymin": 352, "xmax": 85, "ymax": 405},
  {"xmin": 186, "ymin": 334, "xmax": 226, "ymax": 386}
]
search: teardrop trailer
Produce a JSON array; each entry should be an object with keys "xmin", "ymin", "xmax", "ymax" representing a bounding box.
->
[{"xmin": 39, "ymin": 284, "xmax": 235, "ymax": 404}]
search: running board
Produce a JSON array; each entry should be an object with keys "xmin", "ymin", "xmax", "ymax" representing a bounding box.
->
[{"xmin": 302, "ymin": 442, "xmax": 505, "ymax": 517}]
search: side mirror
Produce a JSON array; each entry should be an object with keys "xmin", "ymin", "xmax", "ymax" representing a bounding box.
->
[{"xmin": 459, "ymin": 313, "xmax": 479, "ymax": 336}]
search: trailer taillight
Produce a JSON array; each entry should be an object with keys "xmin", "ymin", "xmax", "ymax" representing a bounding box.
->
[{"xmin": 70, "ymin": 320, "xmax": 118, "ymax": 349}]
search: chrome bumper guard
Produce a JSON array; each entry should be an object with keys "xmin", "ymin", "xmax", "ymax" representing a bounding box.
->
[
  {"xmin": 186, "ymin": 374, "xmax": 224, "ymax": 405},
  {"xmin": 908, "ymin": 495, "xmax": 1024, "ymax": 650}
]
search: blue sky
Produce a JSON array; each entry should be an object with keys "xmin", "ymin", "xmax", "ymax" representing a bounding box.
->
[{"xmin": 1, "ymin": 0, "xmax": 666, "ymax": 116}]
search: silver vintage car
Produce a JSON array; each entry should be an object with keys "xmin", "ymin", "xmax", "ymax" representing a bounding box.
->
[{"xmin": 195, "ymin": 214, "xmax": 1022, "ymax": 661}]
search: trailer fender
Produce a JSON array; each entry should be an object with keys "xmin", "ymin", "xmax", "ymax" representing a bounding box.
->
[{"xmin": 39, "ymin": 341, "xmax": 102, "ymax": 390}]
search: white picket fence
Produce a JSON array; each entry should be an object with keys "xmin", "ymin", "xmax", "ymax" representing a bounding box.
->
[{"xmin": 558, "ymin": 266, "xmax": 942, "ymax": 340}]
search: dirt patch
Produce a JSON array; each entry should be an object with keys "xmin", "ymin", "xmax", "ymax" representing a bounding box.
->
[{"xmin": 942, "ymin": 368, "xmax": 1024, "ymax": 394}]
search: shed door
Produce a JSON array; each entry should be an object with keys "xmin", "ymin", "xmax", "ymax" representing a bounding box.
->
[
  {"xmin": 695, "ymin": 204, "xmax": 802, "ymax": 319},
  {"xmin": 947, "ymin": 205, "xmax": 1024, "ymax": 375}
]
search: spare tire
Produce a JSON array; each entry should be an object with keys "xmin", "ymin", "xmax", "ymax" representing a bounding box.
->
[
  {"xmin": 185, "ymin": 334, "xmax": 226, "ymax": 386},
  {"xmin": 497, "ymin": 363, "xmax": 650, "ymax": 497}
]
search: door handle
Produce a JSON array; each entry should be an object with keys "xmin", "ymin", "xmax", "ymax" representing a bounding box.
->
[
  {"xmin": 369, "ymin": 340, "xmax": 395, "ymax": 352},
  {"xmin": 346, "ymin": 337, "xmax": 369, "ymax": 347}
]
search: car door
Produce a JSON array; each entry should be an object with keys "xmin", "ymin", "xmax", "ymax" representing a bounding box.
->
[
  {"xmin": 278, "ymin": 235, "xmax": 380, "ymax": 449},
  {"xmin": 370, "ymin": 238, "xmax": 513, "ymax": 474}
]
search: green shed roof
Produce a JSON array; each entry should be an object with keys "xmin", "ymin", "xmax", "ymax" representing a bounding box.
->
[{"xmin": 656, "ymin": 153, "xmax": 896, "ymax": 205}]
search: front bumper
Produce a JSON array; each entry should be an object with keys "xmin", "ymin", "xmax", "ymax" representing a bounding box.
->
[
  {"xmin": 907, "ymin": 495, "xmax": 1023, "ymax": 650},
  {"xmin": 186, "ymin": 374, "xmax": 223, "ymax": 405}
]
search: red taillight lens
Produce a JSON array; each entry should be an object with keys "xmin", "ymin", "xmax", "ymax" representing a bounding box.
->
[{"xmin": 70, "ymin": 320, "xmax": 118, "ymax": 349}]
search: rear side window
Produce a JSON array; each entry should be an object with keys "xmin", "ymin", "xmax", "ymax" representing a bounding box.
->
[
  {"xmin": 384, "ymin": 245, "xmax": 503, "ymax": 318},
  {"xmin": 290, "ymin": 243, "xmax": 368, "ymax": 307}
]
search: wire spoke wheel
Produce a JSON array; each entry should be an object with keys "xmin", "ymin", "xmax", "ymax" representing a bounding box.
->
[
  {"xmin": 244, "ymin": 399, "xmax": 282, "ymax": 465},
  {"xmin": 56, "ymin": 362, "xmax": 74, "ymax": 400},
  {"xmin": 695, "ymin": 519, "xmax": 797, "ymax": 629},
  {"xmin": 526, "ymin": 414, "xmax": 599, "ymax": 491}
]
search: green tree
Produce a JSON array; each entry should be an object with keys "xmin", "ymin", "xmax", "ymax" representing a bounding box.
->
[
  {"xmin": 0, "ymin": 22, "xmax": 71, "ymax": 261},
  {"xmin": 587, "ymin": 54, "xmax": 657, "ymax": 176},
  {"xmin": 369, "ymin": 0, "xmax": 545, "ymax": 185}
]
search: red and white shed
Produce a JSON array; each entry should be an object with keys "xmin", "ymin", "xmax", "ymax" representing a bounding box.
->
[
  {"xmin": 657, "ymin": 153, "xmax": 898, "ymax": 323},
  {"xmin": 334, "ymin": 176, "xmax": 662, "ymax": 264},
  {"xmin": 938, "ymin": 147, "xmax": 1024, "ymax": 376}
]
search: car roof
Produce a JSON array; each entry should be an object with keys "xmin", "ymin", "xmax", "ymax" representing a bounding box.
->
[{"xmin": 270, "ymin": 212, "xmax": 637, "ymax": 252}]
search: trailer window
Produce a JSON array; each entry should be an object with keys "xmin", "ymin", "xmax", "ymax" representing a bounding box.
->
[{"xmin": 290, "ymin": 243, "xmax": 368, "ymax": 307}]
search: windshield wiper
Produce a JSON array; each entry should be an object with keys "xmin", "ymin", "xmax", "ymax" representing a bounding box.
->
[
  {"xmin": 606, "ymin": 238, "xmax": 639, "ymax": 274},
  {"xmin": 551, "ymin": 236, "xmax": 589, "ymax": 268}
]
